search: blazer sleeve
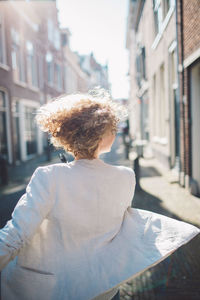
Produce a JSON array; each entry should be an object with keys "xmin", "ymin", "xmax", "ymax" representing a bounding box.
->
[{"xmin": 0, "ymin": 166, "xmax": 55, "ymax": 271}]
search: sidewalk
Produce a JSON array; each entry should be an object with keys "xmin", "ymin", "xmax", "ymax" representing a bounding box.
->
[
  {"xmin": 134, "ymin": 157, "xmax": 200, "ymax": 227},
  {"xmin": 0, "ymin": 150, "xmax": 72, "ymax": 198}
]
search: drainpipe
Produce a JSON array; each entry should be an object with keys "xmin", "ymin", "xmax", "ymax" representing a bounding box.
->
[{"xmin": 175, "ymin": 0, "xmax": 185, "ymax": 186}]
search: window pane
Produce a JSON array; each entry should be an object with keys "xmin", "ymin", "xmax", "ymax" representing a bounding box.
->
[
  {"xmin": 0, "ymin": 91, "xmax": 8, "ymax": 159},
  {"xmin": 25, "ymin": 106, "xmax": 37, "ymax": 155},
  {"xmin": 0, "ymin": 22, "xmax": 4, "ymax": 64},
  {"xmin": 12, "ymin": 101, "xmax": 20, "ymax": 161}
]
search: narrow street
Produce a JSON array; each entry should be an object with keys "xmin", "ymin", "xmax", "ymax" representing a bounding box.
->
[
  {"xmin": 0, "ymin": 133, "xmax": 200, "ymax": 299},
  {"xmin": 104, "ymin": 134, "xmax": 200, "ymax": 300}
]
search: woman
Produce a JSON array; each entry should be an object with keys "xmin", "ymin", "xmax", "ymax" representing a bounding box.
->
[{"xmin": 0, "ymin": 89, "xmax": 199, "ymax": 300}]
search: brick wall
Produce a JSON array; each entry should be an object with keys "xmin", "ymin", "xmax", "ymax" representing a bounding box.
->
[
  {"xmin": 177, "ymin": 0, "xmax": 200, "ymax": 180},
  {"xmin": 183, "ymin": 0, "xmax": 200, "ymax": 59}
]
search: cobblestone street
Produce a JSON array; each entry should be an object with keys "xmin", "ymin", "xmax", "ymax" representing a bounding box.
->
[{"xmin": 0, "ymin": 133, "xmax": 200, "ymax": 299}]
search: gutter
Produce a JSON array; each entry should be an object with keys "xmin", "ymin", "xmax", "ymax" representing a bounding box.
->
[{"xmin": 175, "ymin": 0, "xmax": 185, "ymax": 186}]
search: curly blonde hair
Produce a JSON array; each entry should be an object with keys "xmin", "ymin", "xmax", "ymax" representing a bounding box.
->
[{"xmin": 35, "ymin": 88, "xmax": 128, "ymax": 159}]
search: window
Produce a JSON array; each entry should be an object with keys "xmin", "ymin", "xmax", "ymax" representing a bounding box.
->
[
  {"xmin": 141, "ymin": 47, "xmax": 146, "ymax": 80},
  {"xmin": 11, "ymin": 28, "xmax": 25, "ymax": 82},
  {"xmin": 153, "ymin": 74, "xmax": 157, "ymax": 136},
  {"xmin": 47, "ymin": 19, "xmax": 54, "ymax": 42},
  {"xmin": 64, "ymin": 65, "xmax": 68, "ymax": 92},
  {"xmin": 0, "ymin": 14, "xmax": 6, "ymax": 65},
  {"xmin": 46, "ymin": 52, "xmax": 54, "ymax": 85},
  {"xmin": 12, "ymin": 100, "xmax": 20, "ymax": 161},
  {"xmin": 54, "ymin": 29, "xmax": 61, "ymax": 50},
  {"xmin": 160, "ymin": 64, "xmax": 166, "ymax": 138},
  {"xmin": 24, "ymin": 106, "xmax": 37, "ymax": 156},
  {"xmin": 26, "ymin": 41, "xmax": 38, "ymax": 87},
  {"xmin": 163, "ymin": 0, "xmax": 173, "ymax": 18},
  {"xmin": 0, "ymin": 91, "xmax": 8, "ymax": 160},
  {"xmin": 38, "ymin": 54, "xmax": 44, "ymax": 89},
  {"xmin": 135, "ymin": 46, "xmax": 146, "ymax": 87},
  {"xmin": 55, "ymin": 63, "xmax": 62, "ymax": 90},
  {"xmin": 153, "ymin": 0, "xmax": 163, "ymax": 35},
  {"xmin": 136, "ymin": 55, "xmax": 141, "ymax": 87},
  {"xmin": 171, "ymin": 50, "xmax": 176, "ymax": 85}
]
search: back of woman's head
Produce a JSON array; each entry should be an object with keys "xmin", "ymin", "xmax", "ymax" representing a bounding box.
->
[{"xmin": 35, "ymin": 88, "xmax": 128, "ymax": 159}]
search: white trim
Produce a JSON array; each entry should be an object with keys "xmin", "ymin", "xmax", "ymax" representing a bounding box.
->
[
  {"xmin": 178, "ymin": 64, "xmax": 183, "ymax": 73},
  {"xmin": 10, "ymin": 2, "xmax": 38, "ymax": 32},
  {"xmin": 19, "ymin": 102, "xmax": 26, "ymax": 161},
  {"xmin": 0, "ymin": 63, "xmax": 10, "ymax": 71},
  {"xmin": 183, "ymin": 47, "xmax": 200, "ymax": 69},
  {"xmin": 152, "ymin": 4, "xmax": 175, "ymax": 50},
  {"xmin": 0, "ymin": 12, "xmax": 7, "ymax": 66},
  {"xmin": 5, "ymin": 92, "xmax": 12, "ymax": 164},
  {"xmin": 14, "ymin": 80, "xmax": 27, "ymax": 88},
  {"xmin": 152, "ymin": 136, "xmax": 168, "ymax": 145},
  {"xmin": 0, "ymin": 88, "xmax": 12, "ymax": 163},
  {"xmin": 20, "ymin": 98, "xmax": 40, "ymax": 108},
  {"xmin": 168, "ymin": 40, "xmax": 177, "ymax": 53},
  {"xmin": 18, "ymin": 99, "xmax": 41, "ymax": 161},
  {"xmin": 27, "ymin": 85, "xmax": 40, "ymax": 93}
]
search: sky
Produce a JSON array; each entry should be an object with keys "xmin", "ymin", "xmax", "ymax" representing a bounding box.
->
[{"xmin": 57, "ymin": 0, "xmax": 129, "ymax": 99}]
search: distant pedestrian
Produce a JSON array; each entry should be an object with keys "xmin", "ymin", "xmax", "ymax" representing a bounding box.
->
[{"xmin": 0, "ymin": 88, "xmax": 199, "ymax": 300}]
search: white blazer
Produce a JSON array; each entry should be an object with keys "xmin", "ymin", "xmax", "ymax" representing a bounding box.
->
[{"xmin": 0, "ymin": 158, "xmax": 199, "ymax": 300}]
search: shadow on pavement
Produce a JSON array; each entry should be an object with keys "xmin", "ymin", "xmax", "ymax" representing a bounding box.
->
[
  {"xmin": 0, "ymin": 188, "xmax": 25, "ymax": 229},
  {"xmin": 140, "ymin": 165, "xmax": 162, "ymax": 178}
]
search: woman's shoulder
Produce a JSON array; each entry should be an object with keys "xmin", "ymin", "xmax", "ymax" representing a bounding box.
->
[
  {"xmin": 115, "ymin": 164, "xmax": 135, "ymax": 176},
  {"xmin": 37, "ymin": 162, "xmax": 71, "ymax": 170},
  {"xmin": 33, "ymin": 163, "xmax": 71, "ymax": 178},
  {"xmin": 107, "ymin": 163, "xmax": 135, "ymax": 183}
]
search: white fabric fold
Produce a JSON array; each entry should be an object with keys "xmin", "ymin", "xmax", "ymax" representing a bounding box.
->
[{"xmin": 0, "ymin": 160, "xmax": 199, "ymax": 300}]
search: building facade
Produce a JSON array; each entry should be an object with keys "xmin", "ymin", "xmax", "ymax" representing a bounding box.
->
[
  {"xmin": 127, "ymin": 0, "xmax": 179, "ymax": 170},
  {"xmin": 0, "ymin": 1, "xmax": 109, "ymax": 176},
  {"xmin": 126, "ymin": 0, "xmax": 200, "ymax": 196},
  {"xmin": 176, "ymin": 0, "xmax": 200, "ymax": 195},
  {"xmin": 61, "ymin": 28, "xmax": 90, "ymax": 94},
  {"xmin": 80, "ymin": 53, "xmax": 110, "ymax": 91},
  {"xmin": 0, "ymin": 1, "xmax": 66, "ymax": 165}
]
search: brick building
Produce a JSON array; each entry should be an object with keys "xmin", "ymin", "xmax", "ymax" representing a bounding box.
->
[
  {"xmin": 176, "ymin": 0, "xmax": 200, "ymax": 195},
  {"xmin": 0, "ymin": 1, "xmax": 65, "ymax": 167},
  {"xmin": 0, "ymin": 1, "xmax": 109, "ymax": 177},
  {"xmin": 61, "ymin": 28, "xmax": 90, "ymax": 94}
]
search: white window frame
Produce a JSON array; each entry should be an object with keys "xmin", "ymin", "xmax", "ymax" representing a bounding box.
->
[
  {"xmin": 11, "ymin": 28, "xmax": 26, "ymax": 84},
  {"xmin": 0, "ymin": 88, "xmax": 12, "ymax": 163},
  {"xmin": 47, "ymin": 19, "xmax": 54, "ymax": 43},
  {"xmin": 152, "ymin": 0, "xmax": 175, "ymax": 50},
  {"xmin": 26, "ymin": 41, "xmax": 38, "ymax": 88},
  {"xmin": 54, "ymin": 29, "xmax": 61, "ymax": 50},
  {"xmin": 46, "ymin": 52, "xmax": 54, "ymax": 86},
  {"xmin": 55, "ymin": 62, "xmax": 62, "ymax": 91},
  {"xmin": 18, "ymin": 99, "xmax": 42, "ymax": 161},
  {"xmin": 0, "ymin": 13, "xmax": 8, "ymax": 70},
  {"xmin": 38, "ymin": 54, "xmax": 44, "ymax": 89}
]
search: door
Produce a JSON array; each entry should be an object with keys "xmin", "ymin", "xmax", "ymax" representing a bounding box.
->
[{"xmin": 191, "ymin": 62, "xmax": 200, "ymax": 195}]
